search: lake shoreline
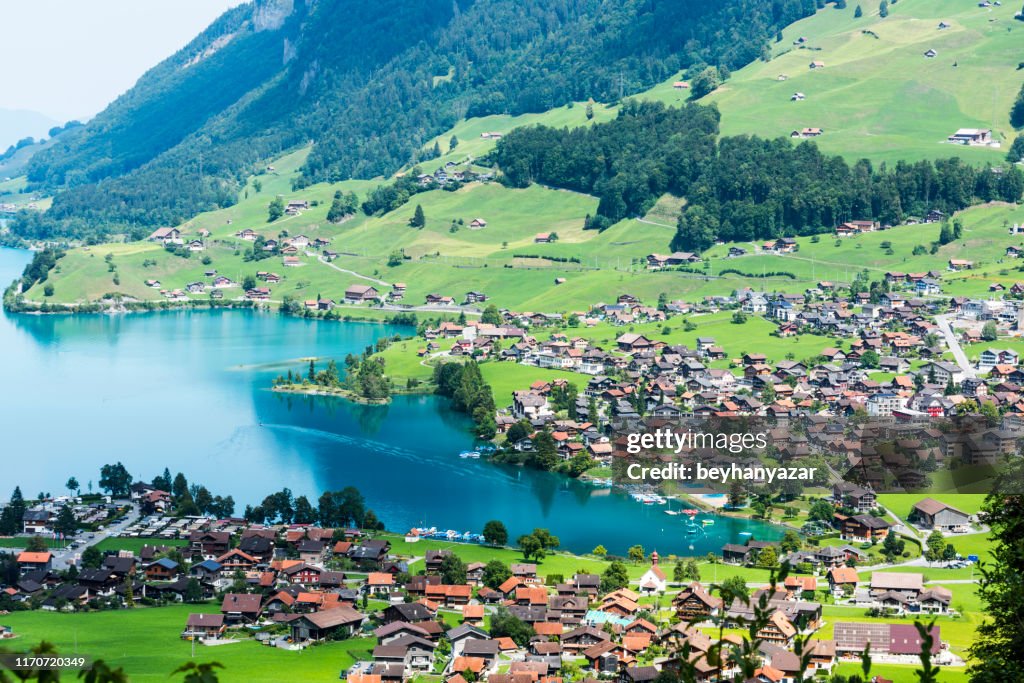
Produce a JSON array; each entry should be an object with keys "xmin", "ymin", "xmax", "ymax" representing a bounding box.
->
[{"xmin": 271, "ymin": 383, "xmax": 394, "ymax": 405}]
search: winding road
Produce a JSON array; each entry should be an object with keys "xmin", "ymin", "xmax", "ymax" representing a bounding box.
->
[{"xmin": 935, "ymin": 313, "xmax": 976, "ymax": 378}]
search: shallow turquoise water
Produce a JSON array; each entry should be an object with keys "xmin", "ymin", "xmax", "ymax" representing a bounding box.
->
[{"xmin": 0, "ymin": 247, "xmax": 781, "ymax": 554}]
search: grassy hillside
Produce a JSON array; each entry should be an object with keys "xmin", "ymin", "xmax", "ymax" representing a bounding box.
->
[
  {"xmin": 701, "ymin": 200, "xmax": 1024, "ymax": 291},
  {"xmin": 641, "ymin": 0, "xmax": 1024, "ymax": 165},
  {"xmin": 412, "ymin": 102, "xmax": 618, "ymax": 174},
  {"xmin": 29, "ymin": 144, "xmax": 834, "ymax": 311},
  {"xmin": 0, "ymin": 605, "xmax": 372, "ymax": 683},
  {"xmin": 27, "ymin": 142, "xmax": 1024, "ymax": 312}
]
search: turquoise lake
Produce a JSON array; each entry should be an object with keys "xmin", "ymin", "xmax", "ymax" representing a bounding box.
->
[{"xmin": 0, "ymin": 247, "xmax": 782, "ymax": 555}]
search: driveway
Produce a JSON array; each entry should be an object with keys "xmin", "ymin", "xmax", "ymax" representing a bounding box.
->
[{"xmin": 935, "ymin": 314, "xmax": 975, "ymax": 378}]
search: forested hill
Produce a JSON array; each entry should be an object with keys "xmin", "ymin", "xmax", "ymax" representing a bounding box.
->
[
  {"xmin": 17, "ymin": 0, "xmax": 818, "ymax": 241},
  {"xmin": 491, "ymin": 101, "xmax": 1024, "ymax": 249}
]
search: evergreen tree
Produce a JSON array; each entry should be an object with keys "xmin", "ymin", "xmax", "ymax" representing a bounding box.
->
[
  {"xmin": 1000, "ymin": 165, "xmax": 1024, "ymax": 203},
  {"xmin": 531, "ymin": 431, "xmax": 559, "ymax": 470},
  {"xmin": 409, "ymin": 204, "xmax": 426, "ymax": 228},
  {"xmin": 1012, "ymin": 83, "xmax": 1024, "ymax": 129},
  {"xmin": 449, "ymin": 135, "xmax": 459, "ymax": 152},
  {"xmin": 879, "ymin": 0, "xmax": 889, "ymax": 17},
  {"xmin": 1008, "ymin": 134, "xmax": 1024, "ymax": 163},
  {"xmin": 854, "ymin": 5, "xmax": 863, "ymax": 17},
  {"xmin": 123, "ymin": 575, "xmax": 135, "ymax": 607},
  {"xmin": 54, "ymin": 506, "xmax": 78, "ymax": 538}
]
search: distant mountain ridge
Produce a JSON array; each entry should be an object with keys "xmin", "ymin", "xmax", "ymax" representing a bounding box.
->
[
  {"xmin": 16, "ymin": 0, "xmax": 818, "ymax": 241},
  {"xmin": 0, "ymin": 109, "xmax": 58, "ymax": 151}
]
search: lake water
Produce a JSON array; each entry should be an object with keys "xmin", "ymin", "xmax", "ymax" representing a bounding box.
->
[{"xmin": 0, "ymin": 247, "xmax": 781, "ymax": 555}]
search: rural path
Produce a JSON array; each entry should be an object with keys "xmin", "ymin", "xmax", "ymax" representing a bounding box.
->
[
  {"xmin": 317, "ymin": 255, "xmax": 390, "ymax": 287},
  {"xmin": 635, "ymin": 217, "xmax": 676, "ymax": 230},
  {"xmin": 878, "ymin": 502, "xmax": 921, "ymax": 542},
  {"xmin": 935, "ymin": 313, "xmax": 975, "ymax": 378}
]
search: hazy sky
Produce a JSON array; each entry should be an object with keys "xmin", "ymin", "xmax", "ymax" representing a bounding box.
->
[{"xmin": 0, "ymin": 0, "xmax": 246, "ymax": 121}]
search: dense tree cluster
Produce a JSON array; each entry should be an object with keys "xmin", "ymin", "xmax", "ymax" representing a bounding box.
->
[
  {"xmin": 492, "ymin": 101, "xmax": 1024, "ymax": 251},
  {"xmin": 673, "ymin": 139, "xmax": 1024, "ymax": 251},
  {"xmin": 327, "ymin": 190, "xmax": 359, "ymax": 223},
  {"xmin": 15, "ymin": 0, "xmax": 816, "ymax": 240},
  {"xmin": 494, "ymin": 101, "xmax": 720, "ymax": 227},
  {"xmin": 352, "ymin": 357, "xmax": 390, "ymax": 401},
  {"xmin": 1012, "ymin": 82, "xmax": 1024, "ymax": 129},
  {"xmin": 433, "ymin": 361, "xmax": 497, "ymax": 438},
  {"xmin": 970, "ymin": 459, "xmax": 1024, "ymax": 680},
  {"xmin": 0, "ymin": 487, "xmax": 25, "ymax": 536},
  {"xmin": 148, "ymin": 467, "xmax": 235, "ymax": 518},
  {"xmin": 14, "ymin": 246, "xmax": 64, "ymax": 291}
]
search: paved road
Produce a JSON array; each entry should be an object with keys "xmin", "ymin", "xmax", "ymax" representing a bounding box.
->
[
  {"xmin": 935, "ymin": 314, "xmax": 975, "ymax": 378},
  {"xmin": 49, "ymin": 502, "xmax": 140, "ymax": 571},
  {"xmin": 317, "ymin": 255, "xmax": 391, "ymax": 287}
]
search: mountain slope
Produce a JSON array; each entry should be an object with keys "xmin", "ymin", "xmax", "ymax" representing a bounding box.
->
[
  {"xmin": 16, "ymin": 0, "xmax": 818, "ymax": 241},
  {"xmin": 657, "ymin": 0, "xmax": 1024, "ymax": 164},
  {"xmin": 0, "ymin": 109, "xmax": 58, "ymax": 151}
]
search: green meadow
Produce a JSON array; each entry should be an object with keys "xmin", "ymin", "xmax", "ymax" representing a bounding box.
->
[
  {"xmin": 413, "ymin": 102, "xmax": 618, "ymax": 174},
  {"xmin": 876, "ymin": 493, "xmax": 987, "ymax": 523},
  {"xmin": 0, "ymin": 605, "xmax": 374, "ymax": 683},
  {"xmin": 647, "ymin": 0, "xmax": 1024, "ymax": 166}
]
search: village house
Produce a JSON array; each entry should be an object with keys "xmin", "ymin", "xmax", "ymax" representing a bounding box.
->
[
  {"xmin": 908, "ymin": 498, "xmax": 971, "ymax": 532},
  {"xmin": 286, "ymin": 200, "xmax": 310, "ymax": 215},
  {"xmin": 345, "ymin": 284, "xmax": 381, "ymax": 303},
  {"xmin": 148, "ymin": 227, "xmax": 182, "ymax": 244},
  {"xmin": 947, "ymin": 128, "xmax": 991, "ymax": 145},
  {"xmin": 834, "ymin": 622, "xmax": 943, "ymax": 659},
  {"xmin": 791, "ymin": 128, "xmax": 823, "ymax": 139},
  {"xmin": 182, "ymin": 613, "xmax": 225, "ymax": 640},
  {"xmin": 672, "ymin": 582, "xmax": 723, "ymax": 622},
  {"xmin": 291, "ymin": 605, "xmax": 366, "ymax": 642},
  {"xmin": 836, "ymin": 513, "xmax": 890, "ymax": 542},
  {"xmin": 220, "ymin": 593, "xmax": 262, "ymax": 624}
]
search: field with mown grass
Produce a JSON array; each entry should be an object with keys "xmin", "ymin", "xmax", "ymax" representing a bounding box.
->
[
  {"xmin": 876, "ymin": 493, "xmax": 987, "ymax": 523},
  {"xmin": 34, "ymin": 156, "xmax": 1023, "ymax": 313},
  {"xmin": 702, "ymin": 201, "xmax": 1024, "ymax": 289},
  {"xmin": 412, "ymin": 102, "xmax": 618, "ymax": 175},
  {"xmin": 641, "ymin": 0, "xmax": 1022, "ymax": 166},
  {"xmin": 833, "ymin": 662, "xmax": 969, "ymax": 683},
  {"xmin": 0, "ymin": 604, "xmax": 374, "ymax": 683},
  {"xmin": 544, "ymin": 311, "xmax": 846, "ymax": 366}
]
